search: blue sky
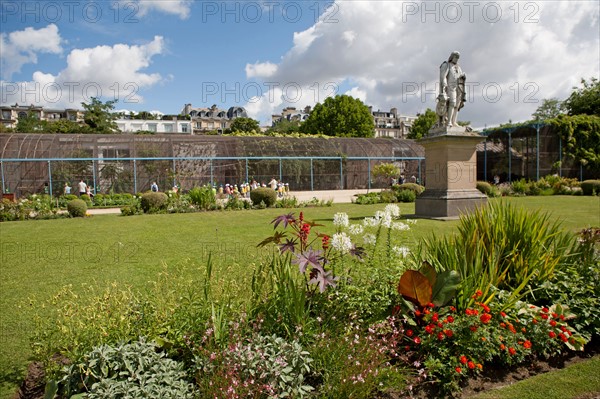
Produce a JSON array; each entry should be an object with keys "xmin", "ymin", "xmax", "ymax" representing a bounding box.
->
[{"xmin": 1, "ymin": 0, "xmax": 599, "ymax": 128}]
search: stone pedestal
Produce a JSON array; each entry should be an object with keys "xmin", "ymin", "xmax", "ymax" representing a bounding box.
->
[{"xmin": 415, "ymin": 126, "xmax": 487, "ymax": 219}]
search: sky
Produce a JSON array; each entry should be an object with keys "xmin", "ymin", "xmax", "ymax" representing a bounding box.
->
[{"xmin": 1, "ymin": 0, "xmax": 599, "ymax": 129}]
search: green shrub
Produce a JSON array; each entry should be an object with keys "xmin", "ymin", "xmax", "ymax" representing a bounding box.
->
[
  {"xmin": 67, "ymin": 199, "xmax": 87, "ymax": 217},
  {"xmin": 581, "ymin": 180, "xmax": 600, "ymax": 195},
  {"xmin": 395, "ymin": 183, "xmax": 424, "ymax": 195},
  {"xmin": 276, "ymin": 196, "xmax": 299, "ymax": 208},
  {"xmin": 510, "ymin": 179, "xmax": 529, "ymax": 195},
  {"xmin": 250, "ymin": 187, "xmax": 277, "ymax": 207},
  {"xmin": 120, "ymin": 203, "xmax": 141, "ymax": 216},
  {"xmin": 395, "ymin": 189, "xmax": 416, "ymax": 203},
  {"xmin": 188, "ymin": 185, "xmax": 216, "ymax": 210},
  {"xmin": 61, "ymin": 338, "xmax": 194, "ymax": 399},
  {"xmin": 421, "ymin": 201, "xmax": 576, "ymax": 310},
  {"xmin": 140, "ymin": 191, "xmax": 168, "ymax": 213},
  {"xmin": 379, "ymin": 189, "xmax": 398, "ymax": 203},
  {"xmin": 354, "ymin": 192, "xmax": 380, "ymax": 204},
  {"xmin": 476, "ymin": 181, "xmax": 499, "ymax": 197}
]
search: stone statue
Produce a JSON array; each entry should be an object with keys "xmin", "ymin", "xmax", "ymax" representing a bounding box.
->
[{"xmin": 435, "ymin": 51, "xmax": 467, "ymax": 128}]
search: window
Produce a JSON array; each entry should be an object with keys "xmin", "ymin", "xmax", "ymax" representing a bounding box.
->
[
  {"xmin": 181, "ymin": 124, "xmax": 188, "ymax": 133},
  {"xmin": 148, "ymin": 123, "xmax": 157, "ymax": 132},
  {"xmin": 164, "ymin": 124, "xmax": 173, "ymax": 133}
]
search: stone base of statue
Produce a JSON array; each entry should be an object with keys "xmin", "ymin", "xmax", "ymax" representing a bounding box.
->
[{"xmin": 415, "ymin": 125, "xmax": 487, "ymax": 219}]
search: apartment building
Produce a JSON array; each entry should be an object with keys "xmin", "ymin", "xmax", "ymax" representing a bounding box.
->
[
  {"xmin": 181, "ymin": 104, "xmax": 248, "ymax": 134},
  {"xmin": 0, "ymin": 104, "xmax": 84, "ymax": 128}
]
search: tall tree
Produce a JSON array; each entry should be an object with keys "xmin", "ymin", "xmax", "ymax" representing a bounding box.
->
[
  {"xmin": 407, "ymin": 109, "xmax": 437, "ymax": 139},
  {"xmin": 563, "ymin": 77, "xmax": 600, "ymax": 116},
  {"xmin": 16, "ymin": 112, "xmax": 46, "ymax": 133},
  {"xmin": 226, "ymin": 117, "xmax": 260, "ymax": 133},
  {"xmin": 300, "ymin": 95, "xmax": 374, "ymax": 137},
  {"xmin": 81, "ymin": 97, "xmax": 118, "ymax": 133},
  {"xmin": 532, "ymin": 98, "xmax": 566, "ymax": 120}
]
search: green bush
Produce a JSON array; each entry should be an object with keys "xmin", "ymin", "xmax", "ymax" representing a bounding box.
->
[
  {"xmin": 250, "ymin": 187, "xmax": 277, "ymax": 207},
  {"xmin": 476, "ymin": 181, "xmax": 499, "ymax": 197},
  {"xmin": 395, "ymin": 189, "xmax": 416, "ymax": 203},
  {"xmin": 581, "ymin": 180, "xmax": 600, "ymax": 195},
  {"xmin": 422, "ymin": 201, "xmax": 576, "ymax": 310},
  {"xmin": 379, "ymin": 189, "xmax": 398, "ymax": 203},
  {"xmin": 140, "ymin": 192, "xmax": 168, "ymax": 213},
  {"xmin": 188, "ymin": 185, "xmax": 216, "ymax": 210},
  {"xmin": 354, "ymin": 192, "xmax": 380, "ymax": 204},
  {"xmin": 395, "ymin": 183, "xmax": 425, "ymax": 195},
  {"xmin": 511, "ymin": 179, "xmax": 529, "ymax": 195},
  {"xmin": 61, "ymin": 338, "xmax": 193, "ymax": 398},
  {"xmin": 67, "ymin": 199, "xmax": 87, "ymax": 217}
]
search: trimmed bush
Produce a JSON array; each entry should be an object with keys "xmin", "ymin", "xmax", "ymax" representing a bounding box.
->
[
  {"xmin": 379, "ymin": 189, "xmax": 397, "ymax": 203},
  {"xmin": 140, "ymin": 191, "xmax": 168, "ymax": 213},
  {"xmin": 250, "ymin": 187, "xmax": 277, "ymax": 207},
  {"xmin": 581, "ymin": 180, "xmax": 600, "ymax": 195},
  {"xmin": 476, "ymin": 181, "xmax": 496, "ymax": 197},
  {"xmin": 67, "ymin": 199, "xmax": 87, "ymax": 218},
  {"xmin": 395, "ymin": 189, "xmax": 416, "ymax": 203},
  {"xmin": 395, "ymin": 183, "xmax": 425, "ymax": 195}
]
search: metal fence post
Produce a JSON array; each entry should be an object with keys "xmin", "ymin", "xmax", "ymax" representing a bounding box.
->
[{"xmin": 47, "ymin": 161, "xmax": 53, "ymax": 197}]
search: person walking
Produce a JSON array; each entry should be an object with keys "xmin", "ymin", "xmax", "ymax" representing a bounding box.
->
[{"xmin": 77, "ymin": 179, "xmax": 87, "ymax": 196}]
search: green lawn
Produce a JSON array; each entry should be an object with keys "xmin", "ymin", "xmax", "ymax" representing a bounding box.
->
[{"xmin": 0, "ymin": 196, "xmax": 598, "ymax": 398}]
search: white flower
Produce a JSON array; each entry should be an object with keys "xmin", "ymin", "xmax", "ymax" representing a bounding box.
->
[
  {"xmin": 392, "ymin": 222, "xmax": 410, "ymax": 231},
  {"xmin": 331, "ymin": 232, "xmax": 353, "ymax": 253},
  {"xmin": 348, "ymin": 224, "xmax": 364, "ymax": 235},
  {"xmin": 333, "ymin": 212, "xmax": 349, "ymax": 228},
  {"xmin": 384, "ymin": 204, "xmax": 400, "ymax": 218},
  {"xmin": 393, "ymin": 246, "xmax": 410, "ymax": 257},
  {"xmin": 363, "ymin": 217, "xmax": 379, "ymax": 227},
  {"xmin": 363, "ymin": 233, "xmax": 376, "ymax": 245}
]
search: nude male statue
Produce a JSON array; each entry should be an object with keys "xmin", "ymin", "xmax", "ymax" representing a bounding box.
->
[{"xmin": 436, "ymin": 51, "xmax": 467, "ymax": 128}]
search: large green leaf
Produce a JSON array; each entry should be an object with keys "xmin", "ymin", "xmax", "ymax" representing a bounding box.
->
[
  {"xmin": 431, "ymin": 270, "xmax": 461, "ymax": 307},
  {"xmin": 419, "ymin": 261, "xmax": 437, "ymax": 287},
  {"xmin": 398, "ymin": 270, "xmax": 432, "ymax": 307}
]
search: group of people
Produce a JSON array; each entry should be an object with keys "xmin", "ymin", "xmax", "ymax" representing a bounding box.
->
[
  {"xmin": 63, "ymin": 180, "xmax": 94, "ymax": 199},
  {"xmin": 217, "ymin": 178, "xmax": 290, "ymax": 198},
  {"xmin": 391, "ymin": 173, "xmax": 418, "ymax": 186}
]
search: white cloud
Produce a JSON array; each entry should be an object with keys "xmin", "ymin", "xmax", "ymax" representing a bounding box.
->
[
  {"xmin": 246, "ymin": 62, "xmax": 278, "ymax": 78},
  {"xmin": 135, "ymin": 0, "xmax": 192, "ymax": 19},
  {"xmin": 243, "ymin": 1, "xmax": 600, "ymax": 128},
  {"xmin": 1, "ymin": 36, "xmax": 166, "ymax": 108},
  {"xmin": 0, "ymin": 24, "xmax": 62, "ymax": 79}
]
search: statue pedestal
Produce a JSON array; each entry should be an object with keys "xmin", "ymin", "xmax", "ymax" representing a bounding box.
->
[{"xmin": 415, "ymin": 126, "xmax": 487, "ymax": 219}]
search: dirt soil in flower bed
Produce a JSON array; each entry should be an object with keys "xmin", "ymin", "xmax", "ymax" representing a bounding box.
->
[
  {"xmin": 378, "ymin": 340, "xmax": 600, "ymax": 399},
  {"xmin": 13, "ymin": 343, "xmax": 600, "ymax": 399}
]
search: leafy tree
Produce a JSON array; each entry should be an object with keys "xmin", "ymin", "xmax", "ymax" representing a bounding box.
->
[
  {"xmin": 45, "ymin": 119, "xmax": 84, "ymax": 134},
  {"xmin": 300, "ymin": 95, "xmax": 374, "ymax": 137},
  {"xmin": 266, "ymin": 119, "xmax": 301, "ymax": 135},
  {"xmin": 371, "ymin": 163, "xmax": 401, "ymax": 184},
  {"xmin": 407, "ymin": 109, "xmax": 436, "ymax": 139},
  {"xmin": 81, "ymin": 97, "xmax": 118, "ymax": 133},
  {"xmin": 532, "ymin": 98, "xmax": 566, "ymax": 120},
  {"xmin": 550, "ymin": 114, "xmax": 600, "ymax": 171},
  {"xmin": 563, "ymin": 77, "xmax": 600, "ymax": 116},
  {"xmin": 16, "ymin": 112, "xmax": 46, "ymax": 133},
  {"xmin": 226, "ymin": 117, "xmax": 260, "ymax": 133}
]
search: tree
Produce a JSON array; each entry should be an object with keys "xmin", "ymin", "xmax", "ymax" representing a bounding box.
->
[
  {"xmin": 266, "ymin": 119, "xmax": 301, "ymax": 135},
  {"xmin": 532, "ymin": 98, "xmax": 565, "ymax": 120},
  {"xmin": 407, "ymin": 109, "xmax": 436, "ymax": 139},
  {"xmin": 16, "ymin": 112, "xmax": 46, "ymax": 133},
  {"xmin": 550, "ymin": 114, "xmax": 600, "ymax": 171},
  {"xmin": 81, "ymin": 97, "xmax": 118, "ymax": 133},
  {"xmin": 300, "ymin": 95, "xmax": 374, "ymax": 137},
  {"xmin": 371, "ymin": 163, "xmax": 401, "ymax": 185},
  {"xmin": 226, "ymin": 117, "xmax": 260, "ymax": 133},
  {"xmin": 563, "ymin": 77, "xmax": 600, "ymax": 116}
]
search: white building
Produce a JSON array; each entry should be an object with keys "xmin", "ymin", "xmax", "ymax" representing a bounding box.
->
[{"xmin": 116, "ymin": 118, "xmax": 192, "ymax": 134}]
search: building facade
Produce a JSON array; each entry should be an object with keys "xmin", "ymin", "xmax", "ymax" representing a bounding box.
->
[
  {"xmin": 116, "ymin": 118, "xmax": 192, "ymax": 134},
  {"xmin": 181, "ymin": 104, "xmax": 248, "ymax": 134},
  {"xmin": 370, "ymin": 107, "xmax": 417, "ymax": 139},
  {"xmin": 0, "ymin": 104, "xmax": 84, "ymax": 129}
]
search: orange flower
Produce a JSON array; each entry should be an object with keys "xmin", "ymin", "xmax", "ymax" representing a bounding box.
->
[
  {"xmin": 459, "ymin": 355, "xmax": 468, "ymax": 364},
  {"xmin": 480, "ymin": 313, "xmax": 492, "ymax": 324},
  {"xmin": 500, "ymin": 344, "xmax": 506, "ymax": 350},
  {"xmin": 508, "ymin": 347, "xmax": 516, "ymax": 355},
  {"xmin": 523, "ymin": 340, "xmax": 532, "ymax": 349}
]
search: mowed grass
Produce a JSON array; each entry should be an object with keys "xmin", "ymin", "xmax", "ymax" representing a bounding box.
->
[
  {"xmin": 469, "ymin": 355, "xmax": 600, "ymax": 399},
  {"xmin": 0, "ymin": 196, "xmax": 598, "ymax": 398}
]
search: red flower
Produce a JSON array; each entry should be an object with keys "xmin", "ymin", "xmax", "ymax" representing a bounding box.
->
[
  {"xmin": 549, "ymin": 331, "xmax": 556, "ymax": 338},
  {"xmin": 450, "ymin": 306, "xmax": 456, "ymax": 312},
  {"xmin": 542, "ymin": 307, "xmax": 550, "ymax": 313},
  {"xmin": 299, "ymin": 212, "xmax": 304, "ymax": 222},
  {"xmin": 480, "ymin": 313, "xmax": 492, "ymax": 324},
  {"xmin": 446, "ymin": 315, "xmax": 455, "ymax": 323},
  {"xmin": 427, "ymin": 302, "xmax": 435, "ymax": 308},
  {"xmin": 413, "ymin": 337, "xmax": 421, "ymax": 345},
  {"xmin": 541, "ymin": 314, "xmax": 549, "ymax": 320},
  {"xmin": 523, "ymin": 340, "xmax": 532, "ymax": 349},
  {"xmin": 444, "ymin": 329, "xmax": 454, "ymax": 338},
  {"xmin": 321, "ymin": 235, "xmax": 330, "ymax": 250},
  {"xmin": 559, "ymin": 333, "xmax": 568, "ymax": 342},
  {"xmin": 508, "ymin": 347, "xmax": 516, "ymax": 355},
  {"xmin": 432, "ymin": 313, "xmax": 439, "ymax": 322},
  {"xmin": 500, "ymin": 311, "xmax": 507, "ymax": 318},
  {"xmin": 414, "ymin": 310, "xmax": 422, "ymax": 317},
  {"xmin": 472, "ymin": 290, "xmax": 483, "ymax": 298},
  {"xmin": 406, "ymin": 329, "xmax": 413, "ymax": 337},
  {"xmin": 437, "ymin": 332, "xmax": 445, "ymax": 341},
  {"xmin": 460, "ymin": 355, "xmax": 468, "ymax": 364},
  {"xmin": 455, "ymin": 367, "xmax": 462, "ymax": 373},
  {"xmin": 550, "ymin": 320, "xmax": 557, "ymax": 327},
  {"xmin": 468, "ymin": 361, "xmax": 476, "ymax": 369},
  {"xmin": 425, "ymin": 325, "xmax": 435, "ymax": 335},
  {"xmin": 480, "ymin": 303, "xmax": 491, "ymax": 313},
  {"xmin": 470, "ymin": 325, "xmax": 478, "ymax": 332}
]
